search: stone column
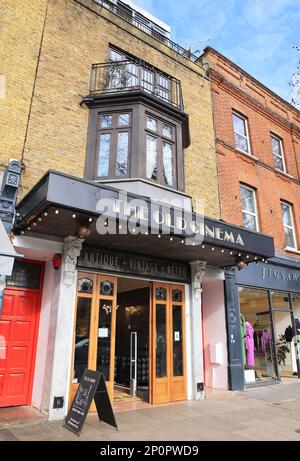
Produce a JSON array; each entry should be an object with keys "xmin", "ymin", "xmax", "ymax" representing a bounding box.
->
[
  {"xmin": 190, "ymin": 260, "xmax": 207, "ymax": 400},
  {"xmin": 48, "ymin": 236, "xmax": 84, "ymax": 421}
]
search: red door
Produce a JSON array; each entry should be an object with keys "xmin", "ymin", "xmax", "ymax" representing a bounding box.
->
[{"xmin": 0, "ymin": 287, "xmax": 41, "ymax": 407}]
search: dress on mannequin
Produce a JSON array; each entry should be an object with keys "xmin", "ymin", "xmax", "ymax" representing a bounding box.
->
[{"xmin": 245, "ymin": 321, "xmax": 255, "ymax": 367}]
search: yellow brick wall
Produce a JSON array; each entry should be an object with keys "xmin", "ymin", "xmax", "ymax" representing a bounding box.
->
[
  {"xmin": 2, "ymin": 0, "xmax": 220, "ymax": 219},
  {"xmin": 0, "ymin": 0, "xmax": 48, "ymax": 170}
]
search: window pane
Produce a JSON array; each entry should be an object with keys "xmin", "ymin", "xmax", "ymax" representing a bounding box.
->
[
  {"xmin": 116, "ymin": 132, "xmax": 129, "ymax": 176},
  {"xmin": 157, "ymin": 74, "xmax": 170, "ymax": 100},
  {"xmin": 281, "ymin": 203, "xmax": 292, "ymax": 227},
  {"xmin": 118, "ymin": 114, "xmax": 129, "ymax": 127},
  {"xmin": 272, "ymin": 137, "xmax": 281, "ymax": 156},
  {"xmin": 101, "ymin": 115, "xmax": 112, "ymax": 128},
  {"xmin": 156, "ymin": 304, "xmax": 167, "ymax": 378},
  {"xmin": 163, "ymin": 124, "xmax": 173, "ymax": 138},
  {"xmin": 274, "ymin": 155, "xmax": 284, "ymax": 171},
  {"xmin": 239, "ymin": 287, "xmax": 277, "ymax": 383},
  {"xmin": 240, "ymin": 186, "xmax": 256, "ymax": 214},
  {"xmin": 233, "ymin": 113, "xmax": 247, "ymax": 136},
  {"xmin": 147, "ymin": 116, "xmax": 157, "ymax": 131},
  {"xmin": 173, "ymin": 305, "xmax": 183, "ymax": 377},
  {"xmin": 109, "ymin": 49, "xmax": 126, "ymax": 61},
  {"xmin": 125, "ymin": 62, "xmax": 138, "ymax": 86},
  {"xmin": 156, "ymin": 287, "xmax": 167, "ymax": 301},
  {"xmin": 100, "ymin": 280, "xmax": 114, "ymax": 296},
  {"xmin": 98, "ymin": 134, "xmax": 111, "ymax": 176},
  {"xmin": 146, "ymin": 134, "xmax": 158, "ymax": 180},
  {"xmin": 273, "ymin": 310, "xmax": 295, "ymax": 377},
  {"xmin": 271, "ymin": 292, "xmax": 290, "ymax": 310},
  {"xmin": 6, "ymin": 261, "xmax": 41, "ymax": 289},
  {"xmin": 142, "ymin": 69, "xmax": 154, "ymax": 92},
  {"xmin": 242, "ymin": 212, "xmax": 257, "ymax": 232},
  {"xmin": 284, "ymin": 226, "xmax": 296, "ymax": 248},
  {"xmin": 163, "ymin": 141, "xmax": 174, "ymax": 186},
  {"xmin": 78, "ymin": 278, "xmax": 93, "ymax": 294},
  {"xmin": 235, "ymin": 132, "xmax": 249, "ymax": 152},
  {"xmin": 97, "ymin": 300, "xmax": 112, "ymax": 381},
  {"xmin": 73, "ymin": 298, "xmax": 91, "ymax": 383},
  {"xmin": 172, "ymin": 289, "xmax": 182, "ymax": 302}
]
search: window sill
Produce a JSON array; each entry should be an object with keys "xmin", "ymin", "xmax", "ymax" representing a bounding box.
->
[
  {"xmin": 285, "ymin": 247, "xmax": 300, "ymax": 255},
  {"xmin": 235, "ymin": 148, "xmax": 259, "ymax": 161},
  {"xmin": 275, "ymin": 169, "xmax": 294, "ymax": 180}
]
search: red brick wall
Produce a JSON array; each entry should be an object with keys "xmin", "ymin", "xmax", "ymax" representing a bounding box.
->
[{"xmin": 203, "ymin": 49, "xmax": 300, "ymax": 260}]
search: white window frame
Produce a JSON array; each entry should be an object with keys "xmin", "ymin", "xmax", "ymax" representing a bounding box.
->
[
  {"xmin": 240, "ymin": 184, "xmax": 259, "ymax": 232},
  {"xmin": 232, "ymin": 111, "xmax": 251, "ymax": 155},
  {"xmin": 281, "ymin": 201, "xmax": 297, "ymax": 251},
  {"xmin": 271, "ymin": 134, "xmax": 286, "ymax": 173}
]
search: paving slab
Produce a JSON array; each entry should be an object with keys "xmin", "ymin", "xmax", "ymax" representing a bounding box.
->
[{"xmin": 6, "ymin": 381, "xmax": 300, "ymax": 441}]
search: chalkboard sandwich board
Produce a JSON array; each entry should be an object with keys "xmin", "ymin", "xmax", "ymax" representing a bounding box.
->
[{"xmin": 64, "ymin": 369, "xmax": 117, "ymax": 436}]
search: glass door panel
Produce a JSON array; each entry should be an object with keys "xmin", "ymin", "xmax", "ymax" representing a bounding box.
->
[
  {"xmin": 96, "ymin": 299, "xmax": 113, "ymax": 381},
  {"xmin": 172, "ymin": 305, "xmax": 183, "ymax": 377},
  {"xmin": 73, "ymin": 298, "xmax": 92, "ymax": 383},
  {"xmin": 156, "ymin": 304, "xmax": 167, "ymax": 378}
]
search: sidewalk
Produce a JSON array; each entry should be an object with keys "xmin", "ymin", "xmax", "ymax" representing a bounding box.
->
[{"xmin": 1, "ymin": 382, "xmax": 300, "ymax": 441}]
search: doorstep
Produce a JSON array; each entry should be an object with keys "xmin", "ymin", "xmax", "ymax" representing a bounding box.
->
[{"xmin": 0, "ymin": 406, "xmax": 47, "ymax": 428}]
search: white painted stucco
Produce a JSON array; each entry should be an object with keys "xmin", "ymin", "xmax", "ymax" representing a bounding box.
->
[{"xmin": 202, "ymin": 277, "xmax": 228, "ymax": 390}]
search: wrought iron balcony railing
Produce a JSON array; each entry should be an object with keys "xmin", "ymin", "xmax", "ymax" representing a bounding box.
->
[
  {"xmin": 93, "ymin": 0, "xmax": 199, "ymax": 62},
  {"xmin": 89, "ymin": 61, "xmax": 184, "ymax": 110}
]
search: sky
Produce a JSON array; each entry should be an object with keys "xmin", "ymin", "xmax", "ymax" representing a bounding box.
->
[{"xmin": 131, "ymin": 0, "xmax": 300, "ymax": 103}]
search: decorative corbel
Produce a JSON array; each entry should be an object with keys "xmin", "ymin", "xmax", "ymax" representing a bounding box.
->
[
  {"xmin": 63, "ymin": 236, "xmax": 84, "ymax": 286},
  {"xmin": 190, "ymin": 261, "xmax": 207, "ymax": 299}
]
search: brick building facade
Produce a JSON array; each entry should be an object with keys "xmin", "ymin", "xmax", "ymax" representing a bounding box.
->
[
  {"xmin": 202, "ymin": 47, "xmax": 300, "ymax": 391},
  {"xmin": 202, "ymin": 47, "xmax": 300, "ymax": 259}
]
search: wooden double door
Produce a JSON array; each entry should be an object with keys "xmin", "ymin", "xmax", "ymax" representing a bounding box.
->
[{"xmin": 70, "ymin": 273, "xmax": 186, "ymax": 406}]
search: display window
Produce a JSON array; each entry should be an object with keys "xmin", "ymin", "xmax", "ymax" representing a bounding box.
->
[
  {"xmin": 239, "ymin": 287, "xmax": 277, "ymax": 385},
  {"xmin": 239, "ymin": 287, "xmax": 300, "ymax": 386}
]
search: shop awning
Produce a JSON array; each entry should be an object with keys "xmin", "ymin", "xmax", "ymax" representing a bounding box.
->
[
  {"xmin": 13, "ymin": 171, "xmax": 274, "ymax": 268},
  {"xmin": 0, "ymin": 218, "xmax": 23, "ymax": 276}
]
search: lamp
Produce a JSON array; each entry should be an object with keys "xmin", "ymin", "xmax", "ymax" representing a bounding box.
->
[
  {"xmin": 75, "ymin": 224, "xmax": 91, "ymax": 239},
  {"xmin": 235, "ymin": 256, "xmax": 246, "ymax": 271}
]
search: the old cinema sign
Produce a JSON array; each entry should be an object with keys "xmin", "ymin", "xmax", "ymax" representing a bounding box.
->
[{"xmin": 97, "ymin": 197, "xmax": 245, "ymax": 247}]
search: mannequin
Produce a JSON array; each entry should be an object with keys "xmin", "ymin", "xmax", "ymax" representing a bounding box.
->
[{"xmin": 245, "ymin": 321, "xmax": 255, "ymax": 367}]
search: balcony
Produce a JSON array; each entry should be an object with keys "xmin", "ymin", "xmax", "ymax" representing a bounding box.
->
[
  {"xmin": 89, "ymin": 61, "xmax": 184, "ymax": 110},
  {"xmin": 94, "ymin": 0, "xmax": 199, "ymax": 62}
]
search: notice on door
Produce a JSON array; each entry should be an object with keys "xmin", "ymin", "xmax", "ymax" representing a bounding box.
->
[
  {"xmin": 98, "ymin": 328, "xmax": 109, "ymax": 338},
  {"xmin": 174, "ymin": 332, "xmax": 180, "ymax": 342}
]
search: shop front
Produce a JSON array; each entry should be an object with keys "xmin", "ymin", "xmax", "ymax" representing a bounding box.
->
[
  {"xmin": 71, "ymin": 247, "xmax": 190, "ymax": 407},
  {"xmin": 11, "ymin": 171, "xmax": 274, "ymax": 419},
  {"xmin": 225, "ymin": 258, "xmax": 300, "ymax": 391}
]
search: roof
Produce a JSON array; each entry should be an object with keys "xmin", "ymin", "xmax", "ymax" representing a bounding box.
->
[{"xmin": 201, "ymin": 46, "xmax": 300, "ymax": 119}]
